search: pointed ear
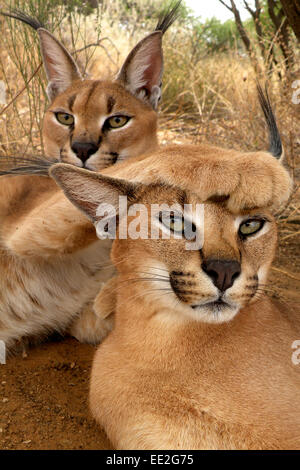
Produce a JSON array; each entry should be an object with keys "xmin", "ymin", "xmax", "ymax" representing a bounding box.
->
[
  {"xmin": 38, "ymin": 28, "xmax": 82, "ymax": 101},
  {"xmin": 49, "ymin": 164, "xmax": 138, "ymax": 223},
  {"xmin": 116, "ymin": 31, "xmax": 163, "ymax": 109}
]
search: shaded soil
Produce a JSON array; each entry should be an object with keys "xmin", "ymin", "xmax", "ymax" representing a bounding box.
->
[{"xmin": 0, "ymin": 339, "xmax": 112, "ymax": 450}]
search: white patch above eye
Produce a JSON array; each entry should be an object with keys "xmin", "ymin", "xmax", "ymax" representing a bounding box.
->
[
  {"xmin": 99, "ymin": 115, "xmax": 109, "ymax": 129},
  {"xmin": 51, "ymin": 113, "xmax": 61, "ymax": 126},
  {"xmin": 234, "ymin": 216, "xmax": 245, "ymax": 231}
]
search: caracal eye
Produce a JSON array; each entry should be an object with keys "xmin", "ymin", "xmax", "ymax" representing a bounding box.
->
[
  {"xmin": 170, "ymin": 216, "xmax": 185, "ymax": 233},
  {"xmin": 55, "ymin": 112, "xmax": 74, "ymax": 126},
  {"xmin": 107, "ymin": 115, "xmax": 129, "ymax": 129},
  {"xmin": 239, "ymin": 219, "xmax": 264, "ymax": 237},
  {"xmin": 159, "ymin": 212, "xmax": 185, "ymax": 234}
]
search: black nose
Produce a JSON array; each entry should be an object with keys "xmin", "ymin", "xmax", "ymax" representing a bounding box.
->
[
  {"xmin": 202, "ymin": 259, "xmax": 241, "ymax": 292},
  {"xmin": 71, "ymin": 142, "xmax": 98, "ymax": 163}
]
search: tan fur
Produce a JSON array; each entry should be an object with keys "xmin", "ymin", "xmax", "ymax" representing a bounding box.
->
[
  {"xmin": 0, "ymin": 175, "xmax": 114, "ymax": 349},
  {"xmin": 0, "ymin": 8, "xmax": 181, "ymax": 347},
  {"xmin": 98, "ymin": 144, "xmax": 292, "ymax": 213},
  {"xmin": 43, "ymin": 79, "xmax": 158, "ymax": 170},
  {"xmin": 0, "ymin": 135, "xmax": 292, "ymax": 350},
  {"xmin": 48, "ymin": 144, "xmax": 298, "ymax": 450}
]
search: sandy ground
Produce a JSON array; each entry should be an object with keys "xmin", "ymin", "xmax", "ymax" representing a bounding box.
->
[{"xmin": 0, "ymin": 338, "xmax": 112, "ymax": 450}]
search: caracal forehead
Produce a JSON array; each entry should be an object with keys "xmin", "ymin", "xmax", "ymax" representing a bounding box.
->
[
  {"xmin": 103, "ymin": 144, "xmax": 292, "ymax": 213},
  {"xmin": 50, "ymin": 79, "xmax": 154, "ymax": 114}
]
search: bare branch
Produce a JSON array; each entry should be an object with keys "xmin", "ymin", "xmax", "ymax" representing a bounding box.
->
[
  {"xmin": 280, "ymin": 0, "xmax": 300, "ymax": 42},
  {"xmin": 218, "ymin": 0, "xmax": 233, "ymax": 12},
  {"xmin": 243, "ymin": 0, "xmax": 255, "ymax": 16}
]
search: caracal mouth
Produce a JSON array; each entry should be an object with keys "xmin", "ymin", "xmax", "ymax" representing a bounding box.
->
[
  {"xmin": 191, "ymin": 299, "xmax": 229, "ymax": 310},
  {"xmin": 188, "ymin": 298, "xmax": 240, "ymax": 323}
]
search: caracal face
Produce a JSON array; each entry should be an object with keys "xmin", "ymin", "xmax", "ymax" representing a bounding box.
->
[
  {"xmin": 1, "ymin": 6, "xmax": 182, "ymax": 171},
  {"xmin": 43, "ymin": 80, "xmax": 157, "ymax": 171},
  {"xmin": 111, "ymin": 186, "xmax": 277, "ymax": 324}
]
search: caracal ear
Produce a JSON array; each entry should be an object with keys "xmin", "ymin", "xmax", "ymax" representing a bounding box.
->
[
  {"xmin": 116, "ymin": 0, "xmax": 182, "ymax": 109},
  {"xmin": 38, "ymin": 29, "xmax": 82, "ymax": 101},
  {"xmin": 0, "ymin": 10, "xmax": 82, "ymax": 101},
  {"xmin": 116, "ymin": 31, "xmax": 163, "ymax": 109},
  {"xmin": 50, "ymin": 164, "xmax": 138, "ymax": 223}
]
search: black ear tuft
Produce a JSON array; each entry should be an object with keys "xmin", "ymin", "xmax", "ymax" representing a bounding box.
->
[
  {"xmin": 0, "ymin": 9, "xmax": 44, "ymax": 30},
  {"xmin": 257, "ymin": 83, "xmax": 283, "ymax": 160},
  {"xmin": 155, "ymin": 0, "xmax": 182, "ymax": 35},
  {"xmin": 0, "ymin": 156, "xmax": 56, "ymax": 177},
  {"xmin": 0, "ymin": 8, "xmax": 82, "ymax": 101}
]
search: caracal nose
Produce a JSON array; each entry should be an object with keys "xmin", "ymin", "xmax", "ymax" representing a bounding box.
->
[
  {"xmin": 202, "ymin": 259, "xmax": 241, "ymax": 292},
  {"xmin": 71, "ymin": 141, "xmax": 99, "ymax": 163}
]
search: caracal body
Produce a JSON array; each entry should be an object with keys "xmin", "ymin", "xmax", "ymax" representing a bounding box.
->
[{"xmin": 0, "ymin": 6, "xmax": 180, "ymax": 348}]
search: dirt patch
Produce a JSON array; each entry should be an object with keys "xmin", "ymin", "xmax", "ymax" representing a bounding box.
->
[{"xmin": 0, "ymin": 338, "xmax": 112, "ymax": 450}]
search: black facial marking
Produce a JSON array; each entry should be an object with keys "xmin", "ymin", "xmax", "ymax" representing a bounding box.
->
[
  {"xmin": 107, "ymin": 96, "xmax": 116, "ymax": 114},
  {"xmin": 68, "ymin": 94, "xmax": 76, "ymax": 112},
  {"xmin": 170, "ymin": 271, "xmax": 198, "ymax": 302},
  {"xmin": 245, "ymin": 284, "xmax": 258, "ymax": 288},
  {"xmin": 171, "ymin": 278, "xmax": 196, "ymax": 287},
  {"xmin": 85, "ymin": 82, "xmax": 99, "ymax": 110},
  {"xmin": 176, "ymin": 190, "xmax": 188, "ymax": 207},
  {"xmin": 207, "ymin": 194, "xmax": 230, "ymax": 203},
  {"xmin": 102, "ymin": 151, "xmax": 119, "ymax": 165},
  {"xmin": 249, "ymin": 289, "xmax": 257, "ymax": 298},
  {"xmin": 171, "ymin": 271, "xmax": 195, "ymax": 277}
]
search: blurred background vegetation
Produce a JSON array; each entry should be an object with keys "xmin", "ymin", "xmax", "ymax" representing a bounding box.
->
[
  {"xmin": 0, "ymin": 0, "xmax": 298, "ymax": 155},
  {"xmin": 0, "ymin": 0, "xmax": 300, "ymax": 154}
]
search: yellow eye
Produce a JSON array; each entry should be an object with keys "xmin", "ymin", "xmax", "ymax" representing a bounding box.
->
[
  {"xmin": 159, "ymin": 212, "xmax": 185, "ymax": 234},
  {"xmin": 169, "ymin": 217, "xmax": 185, "ymax": 233},
  {"xmin": 55, "ymin": 112, "xmax": 74, "ymax": 126},
  {"xmin": 107, "ymin": 115, "xmax": 129, "ymax": 129},
  {"xmin": 239, "ymin": 219, "xmax": 264, "ymax": 236}
]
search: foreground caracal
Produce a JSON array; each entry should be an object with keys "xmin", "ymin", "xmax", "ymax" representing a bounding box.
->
[{"xmin": 51, "ymin": 89, "xmax": 299, "ymax": 449}]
